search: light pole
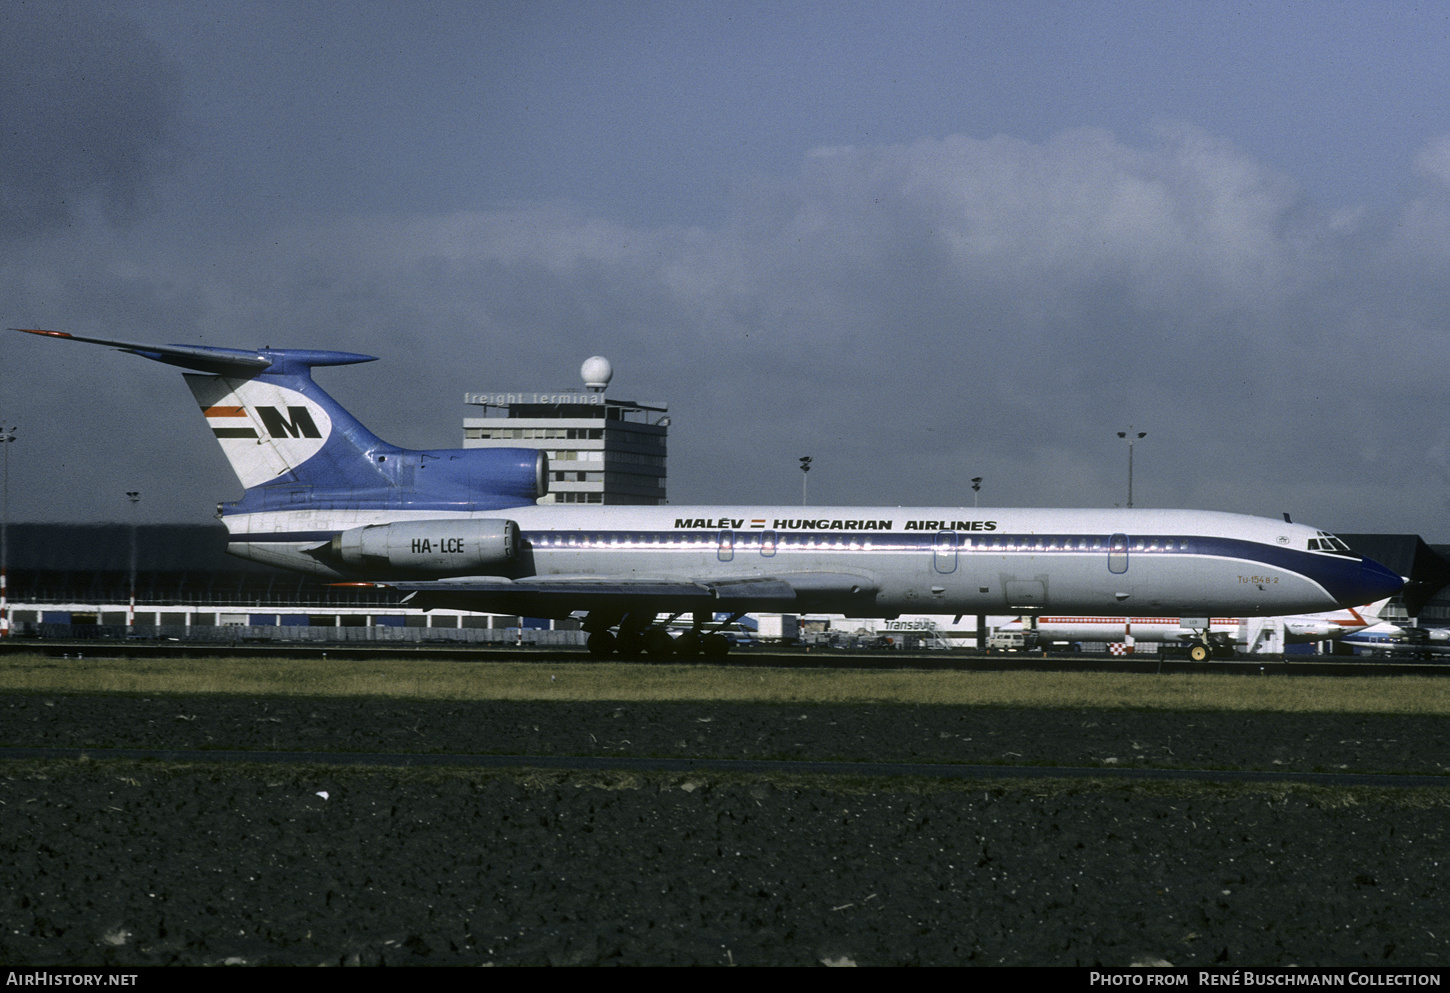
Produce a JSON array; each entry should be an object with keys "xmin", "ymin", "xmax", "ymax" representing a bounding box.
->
[
  {"xmin": 799, "ymin": 456, "xmax": 812, "ymax": 506},
  {"xmin": 1116, "ymin": 428, "xmax": 1146, "ymax": 508},
  {"xmin": 126, "ymin": 491, "xmax": 140, "ymax": 633},
  {"xmin": 971, "ymin": 476, "xmax": 982, "ymax": 508},
  {"xmin": 0, "ymin": 423, "xmax": 13, "ymax": 638}
]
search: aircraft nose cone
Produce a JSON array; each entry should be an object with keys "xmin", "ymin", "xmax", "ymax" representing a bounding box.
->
[{"xmin": 1356, "ymin": 556, "xmax": 1405, "ymax": 603}]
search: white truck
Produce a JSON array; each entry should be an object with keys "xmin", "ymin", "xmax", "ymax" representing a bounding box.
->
[{"xmin": 753, "ymin": 614, "xmax": 801, "ymax": 644}]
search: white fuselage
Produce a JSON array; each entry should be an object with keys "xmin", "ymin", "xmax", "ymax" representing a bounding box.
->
[{"xmin": 221, "ymin": 504, "xmax": 1391, "ymax": 618}]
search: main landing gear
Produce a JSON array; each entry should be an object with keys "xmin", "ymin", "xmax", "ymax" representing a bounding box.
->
[
  {"xmin": 1185, "ymin": 628, "xmax": 1235, "ymax": 662},
  {"xmin": 582, "ymin": 609, "xmax": 738, "ymax": 659}
]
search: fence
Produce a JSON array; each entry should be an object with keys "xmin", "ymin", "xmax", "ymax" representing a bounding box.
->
[{"xmin": 12, "ymin": 623, "xmax": 588, "ymax": 647}]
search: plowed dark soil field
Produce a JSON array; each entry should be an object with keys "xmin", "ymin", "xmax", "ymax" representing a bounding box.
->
[{"xmin": 3, "ymin": 694, "xmax": 1448, "ymax": 966}]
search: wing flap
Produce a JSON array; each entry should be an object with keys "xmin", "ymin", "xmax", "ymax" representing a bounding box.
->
[{"xmin": 383, "ymin": 572, "xmax": 877, "ymax": 618}]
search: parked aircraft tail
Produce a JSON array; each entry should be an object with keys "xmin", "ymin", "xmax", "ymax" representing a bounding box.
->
[{"xmin": 1354, "ymin": 597, "xmax": 1396, "ymax": 623}]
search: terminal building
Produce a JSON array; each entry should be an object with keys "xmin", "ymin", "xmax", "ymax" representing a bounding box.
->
[{"xmin": 462, "ymin": 356, "xmax": 669, "ymax": 505}]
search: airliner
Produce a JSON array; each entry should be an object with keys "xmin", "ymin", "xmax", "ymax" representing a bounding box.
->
[
  {"xmin": 1341, "ymin": 619, "xmax": 1450, "ymax": 656},
  {"xmin": 14, "ymin": 330, "xmax": 1404, "ymax": 657}
]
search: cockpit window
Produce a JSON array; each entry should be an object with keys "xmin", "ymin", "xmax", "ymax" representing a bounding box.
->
[{"xmin": 1309, "ymin": 531, "xmax": 1352, "ymax": 553}]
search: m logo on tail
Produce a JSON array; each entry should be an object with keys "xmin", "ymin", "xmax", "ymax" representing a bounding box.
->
[
  {"xmin": 257, "ymin": 406, "xmax": 322, "ymax": 439},
  {"xmin": 187, "ymin": 376, "xmax": 333, "ymax": 489},
  {"xmin": 204, "ymin": 405, "xmax": 323, "ymax": 441}
]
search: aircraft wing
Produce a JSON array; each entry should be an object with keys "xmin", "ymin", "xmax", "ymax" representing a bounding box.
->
[{"xmin": 384, "ymin": 572, "xmax": 880, "ymax": 617}]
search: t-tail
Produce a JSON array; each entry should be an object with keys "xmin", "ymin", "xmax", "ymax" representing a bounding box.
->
[{"xmin": 11, "ymin": 330, "xmax": 549, "ymax": 515}]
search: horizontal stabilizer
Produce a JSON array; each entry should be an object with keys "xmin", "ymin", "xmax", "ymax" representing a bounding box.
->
[{"xmin": 11, "ymin": 328, "xmax": 375, "ymax": 375}]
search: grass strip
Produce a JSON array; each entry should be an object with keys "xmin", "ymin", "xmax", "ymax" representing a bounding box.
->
[{"xmin": 0, "ymin": 653, "xmax": 1447, "ymax": 713}]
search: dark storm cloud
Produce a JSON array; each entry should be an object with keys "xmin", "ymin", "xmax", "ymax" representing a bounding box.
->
[
  {"xmin": 243, "ymin": 127, "xmax": 1321, "ymax": 507},
  {"xmin": 272, "ymin": 123, "xmax": 1442, "ymax": 527},
  {"xmin": 0, "ymin": 3, "xmax": 185, "ymax": 236}
]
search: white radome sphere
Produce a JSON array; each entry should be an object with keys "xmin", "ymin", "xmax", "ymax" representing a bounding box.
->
[{"xmin": 581, "ymin": 355, "xmax": 613, "ymax": 391}]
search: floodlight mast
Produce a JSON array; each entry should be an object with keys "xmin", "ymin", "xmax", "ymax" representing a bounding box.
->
[
  {"xmin": 0, "ymin": 422, "xmax": 14, "ymax": 638},
  {"xmin": 127, "ymin": 491, "xmax": 140, "ymax": 632},
  {"xmin": 1116, "ymin": 428, "xmax": 1146, "ymax": 508}
]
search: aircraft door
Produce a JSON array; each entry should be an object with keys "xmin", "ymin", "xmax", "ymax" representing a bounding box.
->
[
  {"xmin": 1109, "ymin": 533, "xmax": 1129, "ymax": 574},
  {"xmin": 933, "ymin": 530, "xmax": 958, "ymax": 574},
  {"xmin": 1004, "ymin": 580, "xmax": 1047, "ymax": 609}
]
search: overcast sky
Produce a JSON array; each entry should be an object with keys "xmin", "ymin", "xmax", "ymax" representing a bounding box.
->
[{"xmin": 4, "ymin": 0, "xmax": 1450, "ymax": 539}]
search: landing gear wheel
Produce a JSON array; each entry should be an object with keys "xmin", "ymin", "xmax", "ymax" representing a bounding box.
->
[
  {"xmin": 643, "ymin": 628, "xmax": 675, "ymax": 658},
  {"xmin": 674, "ymin": 631, "xmax": 701, "ymax": 657},
  {"xmin": 614, "ymin": 630, "xmax": 645, "ymax": 657},
  {"xmin": 1188, "ymin": 643, "xmax": 1211, "ymax": 662},
  {"xmin": 587, "ymin": 631, "xmax": 616, "ymax": 657},
  {"xmin": 701, "ymin": 633, "xmax": 731, "ymax": 658}
]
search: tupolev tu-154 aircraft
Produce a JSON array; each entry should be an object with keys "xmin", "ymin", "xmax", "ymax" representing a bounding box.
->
[{"xmin": 15, "ymin": 329, "xmax": 1404, "ymax": 657}]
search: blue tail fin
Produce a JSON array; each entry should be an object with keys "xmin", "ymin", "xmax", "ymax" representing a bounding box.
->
[{"xmin": 15, "ymin": 329, "xmax": 548, "ymax": 512}]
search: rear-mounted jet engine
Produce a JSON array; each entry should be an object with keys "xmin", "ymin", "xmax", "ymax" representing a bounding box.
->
[{"xmin": 331, "ymin": 519, "xmax": 520, "ymax": 574}]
